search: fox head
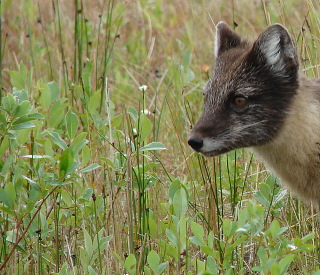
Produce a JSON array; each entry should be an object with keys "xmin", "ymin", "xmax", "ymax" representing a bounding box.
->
[{"xmin": 188, "ymin": 22, "xmax": 300, "ymax": 157}]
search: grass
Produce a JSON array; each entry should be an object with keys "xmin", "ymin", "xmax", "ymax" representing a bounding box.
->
[{"xmin": 1, "ymin": 0, "xmax": 320, "ymax": 274}]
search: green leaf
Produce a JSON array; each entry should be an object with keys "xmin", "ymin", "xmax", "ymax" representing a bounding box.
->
[
  {"xmin": 260, "ymin": 183, "xmax": 271, "ymax": 198},
  {"xmin": 79, "ymin": 247, "xmax": 89, "ymax": 271},
  {"xmin": 148, "ymin": 217, "xmax": 157, "ymax": 238},
  {"xmin": 39, "ymin": 82, "xmax": 52, "ymax": 109},
  {"xmin": 189, "ymin": 236, "xmax": 205, "ymax": 246},
  {"xmin": 15, "ymin": 100, "xmax": 31, "ymax": 117},
  {"xmin": 83, "ymin": 61, "xmax": 93, "ymax": 94},
  {"xmin": 49, "ymin": 131, "xmax": 67, "ymax": 150},
  {"xmin": 0, "ymin": 113, "xmax": 6, "ymax": 131},
  {"xmin": 185, "ymin": 68, "xmax": 195, "ymax": 84},
  {"xmin": 140, "ymin": 142, "xmax": 167, "ymax": 152},
  {"xmin": 191, "ymin": 222, "xmax": 205, "ymax": 243},
  {"xmin": 162, "ymin": 242, "xmax": 178, "ymax": 259},
  {"xmin": 46, "ymin": 177, "xmax": 72, "ymax": 186},
  {"xmin": 200, "ymin": 245, "xmax": 215, "ymax": 257},
  {"xmin": 79, "ymin": 164, "xmax": 101, "ymax": 173},
  {"xmin": 83, "ymin": 228, "xmax": 93, "ymax": 258},
  {"xmin": 230, "ymin": 235, "xmax": 248, "ymax": 248},
  {"xmin": 173, "ymin": 187, "xmax": 188, "ymax": 218},
  {"xmin": 65, "ymin": 109, "xmax": 78, "ymax": 140},
  {"xmin": 147, "ymin": 250, "xmax": 160, "ymax": 273},
  {"xmin": 275, "ymin": 226, "xmax": 287, "ymax": 238},
  {"xmin": 70, "ymin": 132, "xmax": 88, "ymax": 156},
  {"xmin": 61, "ymin": 190, "xmax": 73, "ymax": 205},
  {"xmin": 157, "ymin": 262, "xmax": 167, "ymax": 274},
  {"xmin": 169, "ymin": 178, "xmax": 182, "ymax": 200},
  {"xmin": 12, "ymin": 113, "xmax": 44, "ymax": 126},
  {"xmin": 59, "ymin": 148, "xmax": 74, "ymax": 179},
  {"xmin": 223, "ymin": 219, "xmax": 237, "ymax": 239},
  {"xmin": 273, "ymin": 189, "xmax": 287, "ymax": 205},
  {"xmin": 112, "ymin": 114, "xmax": 123, "ymax": 129},
  {"xmin": 27, "ymin": 113, "xmax": 45, "ymax": 120},
  {"xmin": 270, "ymin": 262, "xmax": 280, "ymax": 274},
  {"xmin": 0, "ymin": 182, "xmax": 16, "ymax": 209},
  {"xmin": 208, "ymin": 231, "xmax": 215, "ymax": 250},
  {"xmin": 256, "ymin": 247, "xmax": 268, "ymax": 265},
  {"xmin": 48, "ymin": 81, "xmax": 60, "ymax": 102},
  {"xmin": 269, "ymin": 220, "xmax": 280, "ymax": 238},
  {"xmin": 7, "ymin": 63, "xmax": 27, "ymax": 90},
  {"xmin": 166, "ymin": 229, "xmax": 178, "ymax": 247},
  {"xmin": 279, "ymin": 254, "xmax": 295, "ymax": 273},
  {"xmin": 135, "ymin": 114, "xmax": 152, "ymax": 143},
  {"xmin": 55, "ymin": 263, "xmax": 68, "ymax": 275},
  {"xmin": 87, "ymin": 266, "xmax": 97, "ymax": 275},
  {"xmin": 88, "ymin": 90, "xmax": 101, "ymax": 115},
  {"xmin": 193, "ymin": 259, "xmax": 205, "ymax": 273},
  {"xmin": 2, "ymin": 94, "xmax": 17, "ymax": 115},
  {"xmin": 82, "ymin": 145, "xmax": 91, "ymax": 167},
  {"xmin": 182, "ymin": 49, "xmax": 192, "ymax": 68},
  {"xmin": 301, "ymin": 233, "xmax": 315, "ymax": 242},
  {"xmin": 127, "ymin": 106, "xmax": 138, "ymax": 122},
  {"xmin": 49, "ymin": 99, "xmax": 66, "ymax": 128},
  {"xmin": 253, "ymin": 191, "xmax": 269, "ymax": 207},
  {"xmin": 13, "ymin": 115, "xmax": 32, "ymax": 125},
  {"xmin": 0, "ymin": 205, "xmax": 15, "ymax": 216},
  {"xmin": 0, "ymin": 137, "xmax": 9, "ymax": 157},
  {"xmin": 124, "ymin": 254, "xmax": 136, "ymax": 275},
  {"xmin": 13, "ymin": 89, "xmax": 28, "ymax": 102},
  {"xmin": 10, "ymin": 121, "xmax": 35, "ymax": 130},
  {"xmin": 206, "ymin": 256, "xmax": 219, "ymax": 274},
  {"xmin": 178, "ymin": 215, "xmax": 187, "ymax": 249}
]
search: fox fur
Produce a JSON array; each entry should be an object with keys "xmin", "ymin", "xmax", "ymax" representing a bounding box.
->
[{"xmin": 188, "ymin": 22, "xmax": 320, "ymax": 209}]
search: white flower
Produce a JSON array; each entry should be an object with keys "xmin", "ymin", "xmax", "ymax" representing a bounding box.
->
[
  {"xmin": 138, "ymin": 85, "xmax": 148, "ymax": 92},
  {"xmin": 141, "ymin": 109, "xmax": 152, "ymax": 115},
  {"xmin": 236, "ymin": 227, "xmax": 248, "ymax": 233},
  {"xmin": 132, "ymin": 128, "xmax": 137, "ymax": 135},
  {"xmin": 287, "ymin": 244, "xmax": 297, "ymax": 251}
]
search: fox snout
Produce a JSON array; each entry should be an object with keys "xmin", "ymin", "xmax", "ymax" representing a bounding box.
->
[{"xmin": 188, "ymin": 136, "xmax": 203, "ymax": 151}]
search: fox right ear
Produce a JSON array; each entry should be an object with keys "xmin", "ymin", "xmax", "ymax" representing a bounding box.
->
[
  {"xmin": 250, "ymin": 24, "xmax": 299, "ymax": 74},
  {"xmin": 215, "ymin": 22, "xmax": 242, "ymax": 57}
]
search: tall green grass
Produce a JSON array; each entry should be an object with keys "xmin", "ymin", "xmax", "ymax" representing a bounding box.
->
[{"xmin": 1, "ymin": 0, "xmax": 320, "ymax": 274}]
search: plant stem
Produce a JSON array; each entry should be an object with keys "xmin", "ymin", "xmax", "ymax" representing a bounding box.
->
[{"xmin": 0, "ymin": 186, "xmax": 59, "ymax": 272}]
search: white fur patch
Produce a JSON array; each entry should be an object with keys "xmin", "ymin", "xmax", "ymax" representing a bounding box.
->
[
  {"xmin": 263, "ymin": 35, "xmax": 281, "ymax": 66},
  {"xmin": 259, "ymin": 33, "xmax": 287, "ymax": 75},
  {"xmin": 214, "ymin": 22, "xmax": 223, "ymax": 57},
  {"xmin": 201, "ymin": 138, "xmax": 225, "ymax": 154},
  {"xmin": 214, "ymin": 33, "xmax": 220, "ymax": 57},
  {"xmin": 257, "ymin": 25, "xmax": 295, "ymax": 74}
]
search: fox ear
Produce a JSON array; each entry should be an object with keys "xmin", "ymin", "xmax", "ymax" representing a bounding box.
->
[
  {"xmin": 215, "ymin": 21, "xmax": 241, "ymax": 57},
  {"xmin": 251, "ymin": 24, "xmax": 299, "ymax": 73}
]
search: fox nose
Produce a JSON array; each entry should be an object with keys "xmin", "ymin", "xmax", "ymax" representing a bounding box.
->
[{"xmin": 188, "ymin": 137, "xmax": 204, "ymax": 151}]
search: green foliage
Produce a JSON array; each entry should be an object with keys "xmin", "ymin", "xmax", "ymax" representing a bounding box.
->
[
  {"xmin": 1, "ymin": 0, "xmax": 320, "ymax": 274},
  {"xmin": 147, "ymin": 250, "xmax": 167, "ymax": 274},
  {"xmin": 254, "ymin": 175, "xmax": 287, "ymax": 216}
]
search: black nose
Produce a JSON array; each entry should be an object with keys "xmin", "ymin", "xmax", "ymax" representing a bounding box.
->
[{"xmin": 188, "ymin": 137, "xmax": 203, "ymax": 151}]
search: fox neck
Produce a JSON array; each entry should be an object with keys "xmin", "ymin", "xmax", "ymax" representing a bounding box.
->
[{"xmin": 251, "ymin": 75, "xmax": 320, "ymax": 204}]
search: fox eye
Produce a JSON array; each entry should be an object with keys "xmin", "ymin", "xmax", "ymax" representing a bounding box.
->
[{"xmin": 233, "ymin": 96, "xmax": 246, "ymax": 106}]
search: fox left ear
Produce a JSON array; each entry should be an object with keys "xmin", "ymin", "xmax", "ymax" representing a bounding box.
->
[
  {"xmin": 215, "ymin": 21, "xmax": 242, "ymax": 57},
  {"xmin": 251, "ymin": 24, "xmax": 299, "ymax": 74}
]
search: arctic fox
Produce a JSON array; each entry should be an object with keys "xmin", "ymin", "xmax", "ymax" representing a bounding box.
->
[{"xmin": 188, "ymin": 22, "xmax": 320, "ymax": 209}]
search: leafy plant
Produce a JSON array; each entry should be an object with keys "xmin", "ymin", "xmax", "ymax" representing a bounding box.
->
[{"xmin": 1, "ymin": 0, "xmax": 320, "ymax": 273}]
